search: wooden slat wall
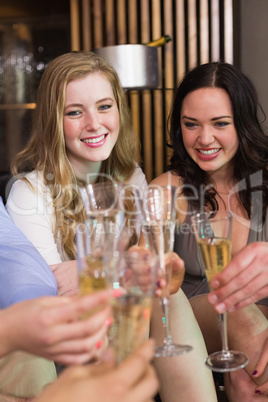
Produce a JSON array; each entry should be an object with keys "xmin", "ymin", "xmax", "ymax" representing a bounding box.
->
[{"xmin": 70, "ymin": 0, "xmax": 233, "ymax": 183}]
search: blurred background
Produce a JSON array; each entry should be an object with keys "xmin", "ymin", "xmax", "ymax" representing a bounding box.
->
[{"xmin": 0, "ymin": 0, "xmax": 267, "ymax": 183}]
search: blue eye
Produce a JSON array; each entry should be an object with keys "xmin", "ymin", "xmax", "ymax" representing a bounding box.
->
[
  {"xmin": 185, "ymin": 122, "xmax": 197, "ymax": 128},
  {"xmin": 67, "ymin": 110, "xmax": 81, "ymax": 116},
  {"xmin": 215, "ymin": 121, "xmax": 230, "ymax": 127},
  {"xmin": 99, "ymin": 104, "xmax": 112, "ymax": 110}
]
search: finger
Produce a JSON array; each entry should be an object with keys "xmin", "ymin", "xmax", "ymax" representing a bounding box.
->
[
  {"xmin": 170, "ymin": 262, "xmax": 185, "ymax": 295},
  {"xmin": 114, "ymin": 340, "xmax": 155, "ymax": 388},
  {"xmin": 60, "ymin": 347, "xmax": 115, "ymax": 374},
  {"xmin": 156, "ymin": 278, "xmax": 166, "ymax": 289},
  {"xmin": 210, "ymin": 245, "xmax": 256, "ymax": 289},
  {"xmin": 125, "ymin": 365, "xmax": 159, "ymax": 402},
  {"xmin": 42, "ymin": 289, "xmax": 112, "ymax": 327},
  {"xmin": 129, "ymin": 257, "xmax": 153, "ymax": 275},
  {"xmin": 42, "ymin": 303, "xmax": 111, "ymax": 345},
  {"xmin": 254, "ymin": 382, "xmax": 268, "ymax": 395},
  {"xmin": 128, "ymin": 245, "xmax": 149, "ymax": 255},
  {"xmin": 209, "ymin": 275, "xmax": 267, "ymax": 313},
  {"xmin": 45, "ymin": 319, "xmax": 109, "ymax": 356},
  {"xmin": 56, "ymin": 360, "xmax": 112, "ymax": 383},
  {"xmin": 89, "ymin": 348, "xmax": 116, "ymax": 374},
  {"xmin": 209, "ymin": 260, "xmax": 263, "ymax": 303},
  {"xmin": 254, "ymin": 341, "xmax": 268, "ymax": 377},
  {"xmin": 64, "ymin": 290, "xmax": 112, "ymax": 319},
  {"xmin": 231, "ymin": 287, "xmax": 268, "ymax": 310},
  {"xmin": 166, "ymin": 252, "xmax": 184, "ymax": 267},
  {"xmin": 48, "ymin": 351, "xmax": 96, "ymax": 366}
]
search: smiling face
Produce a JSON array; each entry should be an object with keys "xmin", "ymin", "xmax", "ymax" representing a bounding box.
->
[
  {"xmin": 180, "ymin": 87, "xmax": 239, "ymax": 178},
  {"xmin": 63, "ymin": 72, "xmax": 120, "ymax": 178}
]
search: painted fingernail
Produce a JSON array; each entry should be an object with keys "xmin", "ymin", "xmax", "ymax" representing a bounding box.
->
[
  {"xmin": 215, "ymin": 303, "xmax": 226, "ymax": 313},
  {"xmin": 255, "ymin": 389, "xmax": 261, "ymax": 394},
  {"xmin": 208, "ymin": 294, "xmax": 218, "ymax": 304},
  {"xmin": 96, "ymin": 340, "xmax": 103, "ymax": 349},
  {"xmin": 211, "ymin": 279, "xmax": 220, "ymax": 289},
  {"xmin": 252, "ymin": 370, "xmax": 258, "ymax": 376},
  {"xmin": 112, "ymin": 289, "xmax": 123, "ymax": 298},
  {"xmin": 157, "ymin": 280, "xmax": 161, "ymax": 287},
  {"xmin": 105, "ymin": 317, "xmax": 112, "ymax": 327}
]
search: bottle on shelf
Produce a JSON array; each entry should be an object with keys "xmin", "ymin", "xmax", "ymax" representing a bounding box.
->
[{"xmin": 145, "ymin": 35, "xmax": 172, "ymax": 47}]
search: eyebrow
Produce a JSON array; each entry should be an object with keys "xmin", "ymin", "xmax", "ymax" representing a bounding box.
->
[
  {"xmin": 65, "ymin": 103, "xmax": 82, "ymax": 108},
  {"xmin": 181, "ymin": 115, "xmax": 232, "ymax": 121},
  {"xmin": 97, "ymin": 97, "xmax": 114, "ymax": 103},
  {"xmin": 65, "ymin": 97, "xmax": 114, "ymax": 108}
]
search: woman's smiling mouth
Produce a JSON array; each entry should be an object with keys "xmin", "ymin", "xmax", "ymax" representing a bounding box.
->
[
  {"xmin": 198, "ymin": 148, "xmax": 221, "ymax": 155},
  {"xmin": 81, "ymin": 134, "xmax": 107, "ymax": 144},
  {"xmin": 196, "ymin": 148, "xmax": 222, "ymax": 160}
]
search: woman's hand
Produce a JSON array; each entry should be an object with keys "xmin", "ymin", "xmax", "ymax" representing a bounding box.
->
[
  {"xmin": 50, "ymin": 260, "xmax": 79, "ymax": 296},
  {"xmin": 36, "ymin": 339, "xmax": 159, "ymax": 402},
  {"xmin": 208, "ymin": 242, "xmax": 268, "ymax": 313},
  {"xmin": 155, "ymin": 252, "xmax": 185, "ymax": 297},
  {"xmin": 168, "ymin": 252, "xmax": 185, "ymax": 295},
  {"xmin": 0, "ymin": 290, "xmax": 112, "ymax": 365},
  {"xmin": 127, "ymin": 247, "xmax": 185, "ymax": 297},
  {"xmin": 251, "ymin": 336, "xmax": 268, "ymax": 395}
]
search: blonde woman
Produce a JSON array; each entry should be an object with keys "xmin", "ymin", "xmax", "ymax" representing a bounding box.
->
[{"xmin": 6, "ymin": 51, "xmax": 147, "ymax": 294}]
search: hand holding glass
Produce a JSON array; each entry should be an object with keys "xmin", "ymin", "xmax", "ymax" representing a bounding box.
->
[{"xmin": 191, "ymin": 211, "xmax": 249, "ymax": 372}]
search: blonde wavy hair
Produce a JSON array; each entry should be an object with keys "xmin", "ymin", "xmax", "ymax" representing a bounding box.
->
[{"xmin": 11, "ymin": 51, "xmax": 141, "ymax": 260}]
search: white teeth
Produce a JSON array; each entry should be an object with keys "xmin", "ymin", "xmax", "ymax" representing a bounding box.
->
[
  {"xmin": 82, "ymin": 135, "xmax": 105, "ymax": 144},
  {"xmin": 198, "ymin": 148, "xmax": 220, "ymax": 156}
]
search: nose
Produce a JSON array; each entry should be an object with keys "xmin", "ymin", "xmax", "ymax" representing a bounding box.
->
[
  {"xmin": 197, "ymin": 126, "xmax": 214, "ymax": 146},
  {"xmin": 84, "ymin": 111, "xmax": 101, "ymax": 131}
]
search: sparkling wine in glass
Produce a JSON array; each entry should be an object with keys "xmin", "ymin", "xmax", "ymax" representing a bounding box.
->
[
  {"xmin": 77, "ymin": 179, "xmax": 129, "ymax": 296},
  {"xmin": 191, "ymin": 210, "xmax": 249, "ymax": 372},
  {"xmin": 108, "ymin": 249, "xmax": 159, "ymax": 364},
  {"xmin": 142, "ymin": 184, "xmax": 192, "ymax": 357},
  {"xmin": 76, "ymin": 221, "xmax": 111, "ymax": 295}
]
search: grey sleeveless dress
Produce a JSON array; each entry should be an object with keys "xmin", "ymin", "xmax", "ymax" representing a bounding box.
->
[{"xmin": 174, "ymin": 206, "xmax": 268, "ymax": 306}]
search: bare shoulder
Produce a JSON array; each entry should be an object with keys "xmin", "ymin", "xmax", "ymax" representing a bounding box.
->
[{"xmin": 150, "ymin": 171, "xmax": 182, "ymax": 186}]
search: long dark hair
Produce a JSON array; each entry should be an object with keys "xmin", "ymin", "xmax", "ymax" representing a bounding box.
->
[{"xmin": 168, "ymin": 62, "xmax": 268, "ymax": 221}]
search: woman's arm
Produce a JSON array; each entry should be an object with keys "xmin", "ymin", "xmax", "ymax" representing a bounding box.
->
[{"xmin": 6, "ymin": 175, "xmax": 63, "ymax": 265}]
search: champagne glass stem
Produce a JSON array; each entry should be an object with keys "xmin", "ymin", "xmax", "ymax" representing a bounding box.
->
[
  {"xmin": 217, "ymin": 312, "xmax": 231, "ymax": 356},
  {"xmin": 160, "ymin": 296, "xmax": 172, "ymax": 345},
  {"xmin": 160, "ymin": 259, "xmax": 173, "ymax": 344}
]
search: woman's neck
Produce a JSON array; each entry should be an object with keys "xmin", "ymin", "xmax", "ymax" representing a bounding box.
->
[
  {"xmin": 208, "ymin": 164, "xmax": 235, "ymax": 194},
  {"xmin": 69, "ymin": 158, "xmax": 102, "ymax": 182}
]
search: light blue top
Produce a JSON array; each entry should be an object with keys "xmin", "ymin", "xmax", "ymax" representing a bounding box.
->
[{"xmin": 0, "ymin": 197, "xmax": 58, "ymax": 308}]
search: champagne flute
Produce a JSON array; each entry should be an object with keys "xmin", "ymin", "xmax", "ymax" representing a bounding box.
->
[
  {"xmin": 76, "ymin": 220, "xmax": 118, "ymax": 296},
  {"xmin": 77, "ymin": 179, "xmax": 130, "ymax": 297},
  {"xmin": 108, "ymin": 248, "xmax": 159, "ymax": 364},
  {"xmin": 79, "ymin": 180, "xmax": 159, "ymax": 363},
  {"xmin": 191, "ymin": 210, "xmax": 249, "ymax": 372},
  {"xmin": 142, "ymin": 184, "xmax": 192, "ymax": 357}
]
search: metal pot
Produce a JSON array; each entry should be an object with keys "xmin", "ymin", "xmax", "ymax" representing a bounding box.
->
[{"xmin": 94, "ymin": 44, "xmax": 159, "ymax": 89}]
